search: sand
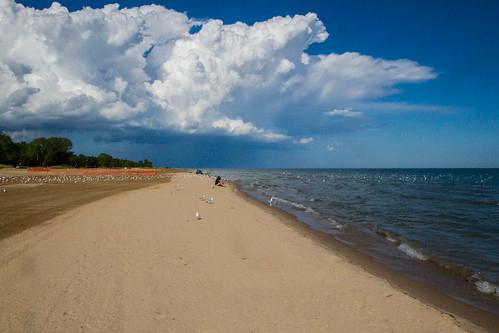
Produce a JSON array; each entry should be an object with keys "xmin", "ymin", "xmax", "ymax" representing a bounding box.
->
[
  {"xmin": 0, "ymin": 168, "xmax": 173, "ymax": 241},
  {"xmin": 0, "ymin": 173, "xmax": 486, "ymax": 332}
]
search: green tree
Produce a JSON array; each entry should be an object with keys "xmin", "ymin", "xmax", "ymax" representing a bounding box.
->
[
  {"xmin": 29, "ymin": 137, "xmax": 48, "ymax": 166},
  {"xmin": 15, "ymin": 142, "xmax": 30, "ymax": 166},
  {"xmin": 44, "ymin": 137, "xmax": 72, "ymax": 165},
  {"xmin": 97, "ymin": 153, "xmax": 113, "ymax": 167},
  {"xmin": 0, "ymin": 132, "xmax": 152, "ymax": 168},
  {"xmin": 0, "ymin": 132, "xmax": 17, "ymax": 165}
]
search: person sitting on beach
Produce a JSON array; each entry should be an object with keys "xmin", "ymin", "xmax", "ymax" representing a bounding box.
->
[{"xmin": 215, "ymin": 176, "xmax": 225, "ymax": 187}]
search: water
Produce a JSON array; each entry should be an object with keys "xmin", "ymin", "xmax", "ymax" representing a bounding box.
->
[{"xmin": 207, "ymin": 169, "xmax": 499, "ymax": 313}]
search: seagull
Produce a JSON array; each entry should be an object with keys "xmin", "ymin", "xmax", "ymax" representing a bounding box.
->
[
  {"xmin": 268, "ymin": 197, "xmax": 273, "ymax": 206},
  {"xmin": 2, "ymin": 188, "xmax": 6, "ymax": 193},
  {"xmin": 209, "ymin": 197, "xmax": 214, "ymax": 204},
  {"xmin": 195, "ymin": 211, "xmax": 201, "ymax": 220}
]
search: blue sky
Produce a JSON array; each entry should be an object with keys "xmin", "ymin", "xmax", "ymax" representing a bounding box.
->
[{"xmin": 3, "ymin": 0, "xmax": 499, "ymax": 167}]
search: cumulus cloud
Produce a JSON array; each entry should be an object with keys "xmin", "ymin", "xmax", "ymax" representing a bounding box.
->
[
  {"xmin": 294, "ymin": 137, "xmax": 314, "ymax": 144},
  {"xmin": 0, "ymin": 0, "xmax": 436, "ymax": 142},
  {"xmin": 324, "ymin": 108, "xmax": 362, "ymax": 117}
]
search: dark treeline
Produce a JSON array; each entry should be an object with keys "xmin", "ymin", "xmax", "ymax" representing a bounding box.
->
[{"xmin": 0, "ymin": 132, "xmax": 152, "ymax": 168}]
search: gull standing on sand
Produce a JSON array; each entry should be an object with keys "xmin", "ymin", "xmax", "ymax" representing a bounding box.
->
[{"xmin": 195, "ymin": 211, "xmax": 201, "ymax": 220}]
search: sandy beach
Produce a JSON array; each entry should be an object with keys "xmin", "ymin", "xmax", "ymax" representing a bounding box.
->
[
  {"xmin": 0, "ymin": 173, "xmax": 491, "ymax": 332},
  {"xmin": 0, "ymin": 168, "xmax": 173, "ymax": 241}
]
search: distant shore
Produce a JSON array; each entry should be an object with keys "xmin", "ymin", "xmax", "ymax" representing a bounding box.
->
[{"xmin": 0, "ymin": 172, "xmax": 495, "ymax": 332}]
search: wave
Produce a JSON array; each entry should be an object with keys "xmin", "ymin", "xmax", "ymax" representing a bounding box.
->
[
  {"xmin": 397, "ymin": 242, "xmax": 428, "ymax": 261},
  {"xmin": 372, "ymin": 228, "xmax": 400, "ymax": 243},
  {"xmin": 267, "ymin": 192, "xmax": 499, "ymax": 299},
  {"xmin": 327, "ymin": 217, "xmax": 344, "ymax": 229},
  {"xmin": 470, "ymin": 274, "xmax": 499, "ymax": 297},
  {"xmin": 394, "ymin": 238, "xmax": 499, "ymax": 297},
  {"xmin": 269, "ymin": 196, "xmax": 318, "ymax": 214},
  {"xmin": 386, "ymin": 236, "xmax": 398, "ymax": 243}
]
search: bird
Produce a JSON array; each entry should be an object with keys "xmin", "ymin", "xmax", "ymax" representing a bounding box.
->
[
  {"xmin": 2, "ymin": 188, "xmax": 6, "ymax": 193},
  {"xmin": 268, "ymin": 197, "xmax": 273, "ymax": 206},
  {"xmin": 209, "ymin": 197, "xmax": 214, "ymax": 204},
  {"xmin": 195, "ymin": 211, "xmax": 201, "ymax": 220}
]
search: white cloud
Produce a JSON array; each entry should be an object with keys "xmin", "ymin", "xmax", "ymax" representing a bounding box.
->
[
  {"xmin": 324, "ymin": 108, "xmax": 362, "ymax": 117},
  {"xmin": 326, "ymin": 144, "xmax": 336, "ymax": 152},
  {"xmin": 212, "ymin": 117, "xmax": 289, "ymax": 141},
  {"xmin": 0, "ymin": 0, "xmax": 437, "ymax": 142},
  {"xmin": 285, "ymin": 52, "xmax": 436, "ymax": 106},
  {"xmin": 276, "ymin": 59, "xmax": 296, "ymax": 74},
  {"xmin": 294, "ymin": 137, "xmax": 314, "ymax": 144}
]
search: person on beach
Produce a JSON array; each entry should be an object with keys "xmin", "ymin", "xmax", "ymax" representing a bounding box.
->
[{"xmin": 215, "ymin": 176, "xmax": 225, "ymax": 187}]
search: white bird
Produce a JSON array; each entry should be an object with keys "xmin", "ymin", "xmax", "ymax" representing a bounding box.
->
[
  {"xmin": 268, "ymin": 197, "xmax": 273, "ymax": 206},
  {"xmin": 2, "ymin": 188, "xmax": 6, "ymax": 193},
  {"xmin": 209, "ymin": 197, "xmax": 214, "ymax": 204},
  {"xmin": 195, "ymin": 211, "xmax": 201, "ymax": 220}
]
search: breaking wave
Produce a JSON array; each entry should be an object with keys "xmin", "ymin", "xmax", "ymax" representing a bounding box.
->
[
  {"xmin": 397, "ymin": 242, "xmax": 428, "ymax": 261},
  {"xmin": 269, "ymin": 196, "xmax": 318, "ymax": 215}
]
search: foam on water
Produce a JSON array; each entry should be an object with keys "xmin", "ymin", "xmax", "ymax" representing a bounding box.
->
[
  {"xmin": 386, "ymin": 236, "xmax": 398, "ymax": 243},
  {"xmin": 475, "ymin": 281, "xmax": 499, "ymax": 296},
  {"xmin": 327, "ymin": 217, "xmax": 343, "ymax": 229},
  {"xmin": 398, "ymin": 243, "xmax": 427, "ymax": 261},
  {"xmin": 270, "ymin": 196, "xmax": 318, "ymax": 214},
  {"xmin": 471, "ymin": 274, "xmax": 499, "ymax": 297}
]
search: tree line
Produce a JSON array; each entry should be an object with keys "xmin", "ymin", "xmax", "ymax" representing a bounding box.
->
[{"xmin": 0, "ymin": 132, "xmax": 152, "ymax": 168}]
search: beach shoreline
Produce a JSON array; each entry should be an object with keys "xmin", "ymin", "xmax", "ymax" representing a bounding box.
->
[
  {"xmin": 230, "ymin": 180, "xmax": 499, "ymax": 333},
  {"xmin": 0, "ymin": 172, "xmax": 495, "ymax": 332}
]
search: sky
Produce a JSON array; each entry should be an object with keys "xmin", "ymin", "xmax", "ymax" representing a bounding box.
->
[{"xmin": 1, "ymin": 0, "xmax": 498, "ymax": 168}]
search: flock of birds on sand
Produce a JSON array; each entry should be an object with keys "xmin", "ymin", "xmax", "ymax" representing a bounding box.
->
[
  {"xmin": 0, "ymin": 173, "xmax": 171, "ymax": 194},
  {"xmin": 0, "ymin": 173, "xmax": 170, "ymax": 185},
  {"xmin": 195, "ymin": 193, "xmax": 216, "ymax": 220}
]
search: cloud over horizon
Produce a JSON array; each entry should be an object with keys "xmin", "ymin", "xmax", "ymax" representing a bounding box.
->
[
  {"xmin": 0, "ymin": 0, "xmax": 436, "ymax": 143},
  {"xmin": 324, "ymin": 108, "xmax": 362, "ymax": 118}
]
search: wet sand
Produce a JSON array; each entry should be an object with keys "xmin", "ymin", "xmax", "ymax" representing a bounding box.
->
[{"xmin": 0, "ymin": 173, "xmax": 492, "ymax": 332}]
